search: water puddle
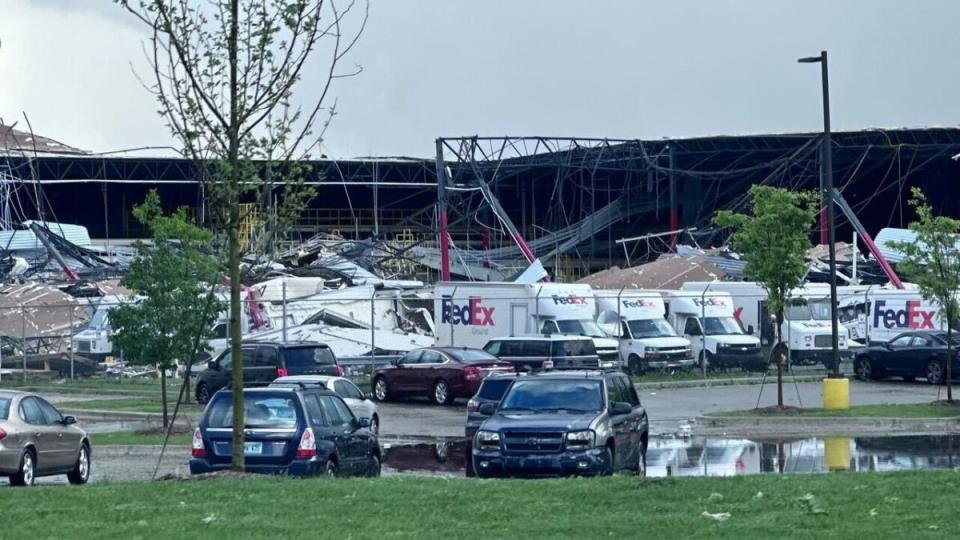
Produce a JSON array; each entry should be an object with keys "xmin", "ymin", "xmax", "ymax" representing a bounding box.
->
[{"xmin": 383, "ymin": 435, "xmax": 960, "ymax": 477}]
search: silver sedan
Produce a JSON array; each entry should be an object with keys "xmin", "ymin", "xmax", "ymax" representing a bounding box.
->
[
  {"xmin": 0, "ymin": 390, "xmax": 91, "ymax": 486},
  {"xmin": 270, "ymin": 375, "xmax": 380, "ymax": 434}
]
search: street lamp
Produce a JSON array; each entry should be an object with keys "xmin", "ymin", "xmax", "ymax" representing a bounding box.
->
[{"xmin": 798, "ymin": 51, "xmax": 842, "ymax": 379}]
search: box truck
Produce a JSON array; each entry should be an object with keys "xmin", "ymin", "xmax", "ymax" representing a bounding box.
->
[
  {"xmin": 663, "ymin": 291, "xmax": 766, "ymax": 371},
  {"xmin": 681, "ymin": 282, "xmax": 848, "ymax": 366},
  {"xmin": 434, "ymin": 282, "xmax": 620, "ymax": 367},
  {"xmin": 594, "ymin": 289, "xmax": 694, "ymax": 374},
  {"xmin": 837, "ymin": 287, "xmax": 946, "ymax": 345}
]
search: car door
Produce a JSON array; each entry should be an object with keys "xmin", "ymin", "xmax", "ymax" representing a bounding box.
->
[
  {"xmin": 392, "ymin": 350, "xmax": 422, "ymax": 393},
  {"xmin": 604, "ymin": 377, "xmax": 633, "ymax": 471},
  {"xmin": 884, "ymin": 334, "xmax": 915, "ymax": 373},
  {"xmin": 36, "ymin": 397, "xmax": 79, "ymax": 471},
  {"xmin": 204, "ymin": 350, "xmax": 233, "ymax": 393},
  {"xmin": 319, "ymin": 395, "xmax": 362, "ymax": 475},
  {"xmin": 18, "ymin": 397, "xmax": 60, "ymax": 472},
  {"xmin": 618, "ymin": 374, "xmax": 646, "ymax": 460},
  {"xmin": 303, "ymin": 393, "xmax": 339, "ymax": 462},
  {"xmin": 245, "ymin": 346, "xmax": 272, "ymax": 386},
  {"xmin": 909, "ymin": 335, "xmax": 936, "ymax": 377},
  {"xmin": 334, "ymin": 379, "xmax": 374, "ymax": 420},
  {"xmin": 416, "ymin": 350, "xmax": 445, "ymax": 393}
]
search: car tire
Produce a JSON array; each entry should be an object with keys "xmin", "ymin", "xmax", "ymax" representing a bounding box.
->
[
  {"xmin": 196, "ymin": 382, "xmax": 211, "ymax": 405},
  {"xmin": 636, "ymin": 442, "xmax": 647, "ymax": 478},
  {"xmin": 368, "ymin": 453, "xmax": 381, "ymax": 477},
  {"xmin": 369, "ymin": 415, "xmax": 379, "ymax": 435},
  {"xmin": 323, "ymin": 459, "xmax": 338, "ymax": 478},
  {"xmin": 373, "ymin": 377, "xmax": 389, "ymax": 402},
  {"xmin": 10, "ymin": 449, "xmax": 36, "ymax": 487},
  {"xmin": 601, "ymin": 446, "xmax": 614, "ymax": 476},
  {"xmin": 465, "ymin": 442, "xmax": 476, "ymax": 478},
  {"xmin": 855, "ymin": 356, "xmax": 873, "ymax": 381},
  {"xmin": 67, "ymin": 443, "xmax": 91, "ymax": 485},
  {"xmin": 926, "ymin": 359, "xmax": 944, "ymax": 385},
  {"xmin": 698, "ymin": 352, "xmax": 710, "ymax": 372},
  {"xmin": 432, "ymin": 380, "xmax": 453, "ymax": 405},
  {"xmin": 628, "ymin": 355, "xmax": 645, "ymax": 376}
]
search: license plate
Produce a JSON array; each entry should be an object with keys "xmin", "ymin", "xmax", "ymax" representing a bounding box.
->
[{"xmin": 244, "ymin": 442, "xmax": 263, "ymax": 455}]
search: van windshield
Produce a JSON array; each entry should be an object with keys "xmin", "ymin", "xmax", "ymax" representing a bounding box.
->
[
  {"xmin": 89, "ymin": 310, "xmax": 110, "ymax": 331},
  {"xmin": 555, "ymin": 319, "xmax": 605, "ymax": 338},
  {"xmin": 626, "ymin": 319, "xmax": 676, "ymax": 339},
  {"xmin": 702, "ymin": 317, "xmax": 744, "ymax": 336},
  {"xmin": 786, "ymin": 301, "xmax": 832, "ymax": 321}
]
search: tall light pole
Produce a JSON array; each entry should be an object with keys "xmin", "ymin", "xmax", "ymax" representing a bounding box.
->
[{"xmin": 798, "ymin": 51, "xmax": 842, "ymax": 378}]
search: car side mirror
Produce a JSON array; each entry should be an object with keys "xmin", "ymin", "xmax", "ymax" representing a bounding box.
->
[
  {"xmin": 62, "ymin": 415, "xmax": 77, "ymax": 425},
  {"xmin": 357, "ymin": 417, "xmax": 371, "ymax": 429},
  {"xmin": 207, "ymin": 360, "xmax": 219, "ymax": 371},
  {"xmin": 365, "ymin": 393, "xmax": 375, "ymax": 401},
  {"xmin": 610, "ymin": 402, "xmax": 632, "ymax": 416},
  {"xmin": 747, "ymin": 325, "xmax": 755, "ymax": 335},
  {"xmin": 478, "ymin": 403, "xmax": 497, "ymax": 415}
]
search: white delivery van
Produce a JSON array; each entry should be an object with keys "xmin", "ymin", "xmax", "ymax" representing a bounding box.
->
[
  {"xmin": 837, "ymin": 287, "xmax": 946, "ymax": 345},
  {"xmin": 434, "ymin": 282, "xmax": 620, "ymax": 368},
  {"xmin": 681, "ymin": 282, "xmax": 848, "ymax": 367},
  {"xmin": 71, "ymin": 295, "xmax": 127, "ymax": 360},
  {"xmin": 594, "ymin": 289, "xmax": 694, "ymax": 374},
  {"xmin": 663, "ymin": 291, "xmax": 766, "ymax": 371}
]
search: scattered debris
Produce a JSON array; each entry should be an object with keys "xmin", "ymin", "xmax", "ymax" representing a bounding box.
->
[{"xmin": 701, "ymin": 511, "xmax": 731, "ymax": 522}]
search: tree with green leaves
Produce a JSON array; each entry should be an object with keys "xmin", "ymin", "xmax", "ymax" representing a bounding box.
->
[
  {"xmin": 887, "ymin": 187, "xmax": 960, "ymax": 402},
  {"xmin": 118, "ymin": 0, "xmax": 367, "ymax": 469},
  {"xmin": 714, "ymin": 186, "xmax": 819, "ymax": 408},
  {"xmin": 111, "ymin": 191, "xmax": 224, "ymax": 427}
]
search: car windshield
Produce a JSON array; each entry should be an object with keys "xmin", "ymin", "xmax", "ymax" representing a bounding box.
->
[
  {"xmin": 702, "ymin": 317, "xmax": 744, "ymax": 336},
  {"xmin": 89, "ymin": 309, "xmax": 110, "ymax": 330},
  {"xmin": 206, "ymin": 393, "xmax": 300, "ymax": 429},
  {"xmin": 0, "ymin": 396, "xmax": 10, "ymax": 420},
  {"xmin": 626, "ymin": 319, "xmax": 675, "ymax": 339},
  {"xmin": 451, "ymin": 350, "xmax": 499, "ymax": 363},
  {"xmin": 556, "ymin": 319, "xmax": 605, "ymax": 338},
  {"xmin": 283, "ymin": 346, "xmax": 336, "ymax": 372},
  {"xmin": 476, "ymin": 378, "xmax": 515, "ymax": 401},
  {"xmin": 499, "ymin": 380, "xmax": 603, "ymax": 413}
]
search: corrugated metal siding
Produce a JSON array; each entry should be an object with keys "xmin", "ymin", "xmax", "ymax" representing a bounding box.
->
[
  {"xmin": 0, "ymin": 222, "xmax": 91, "ymax": 251},
  {"xmin": 874, "ymin": 228, "xmax": 917, "ymax": 264}
]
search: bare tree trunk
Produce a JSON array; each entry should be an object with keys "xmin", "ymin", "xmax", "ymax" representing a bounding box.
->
[
  {"xmin": 776, "ymin": 310, "xmax": 784, "ymax": 408},
  {"xmin": 228, "ymin": 0, "xmax": 245, "ymax": 472},
  {"xmin": 160, "ymin": 366, "xmax": 169, "ymax": 429},
  {"xmin": 948, "ymin": 321, "xmax": 954, "ymax": 403}
]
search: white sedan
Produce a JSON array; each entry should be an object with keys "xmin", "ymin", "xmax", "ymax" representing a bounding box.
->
[{"xmin": 271, "ymin": 375, "xmax": 380, "ymax": 434}]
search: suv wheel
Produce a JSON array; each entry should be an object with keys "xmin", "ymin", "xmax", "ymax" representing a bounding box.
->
[
  {"xmin": 67, "ymin": 443, "xmax": 91, "ymax": 485},
  {"xmin": 196, "ymin": 382, "xmax": 211, "ymax": 405},
  {"xmin": 432, "ymin": 380, "xmax": 453, "ymax": 405},
  {"xmin": 628, "ymin": 355, "xmax": 645, "ymax": 376},
  {"xmin": 368, "ymin": 453, "xmax": 381, "ymax": 477},
  {"xmin": 323, "ymin": 459, "xmax": 338, "ymax": 477},
  {"xmin": 373, "ymin": 377, "xmax": 389, "ymax": 402},
  {"xmin": 11, "ymin": 449, "xmax": 35, "ymax": 487},
  {"xmin": 636, "ymin": 442, "xmax": 647, "ymax": 477},
  {"xmin": 600, "ymin": 446, "xmax": 614, "ymax": 476}
]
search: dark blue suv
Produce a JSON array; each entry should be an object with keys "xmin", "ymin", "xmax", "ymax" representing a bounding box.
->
[
  {"xmin": 190, "ymin": 387, "xmax": 380, "ymax": 477},
  {"xmin": 472, "ymin": 371, "xmax": 648, "ymax": 477}
]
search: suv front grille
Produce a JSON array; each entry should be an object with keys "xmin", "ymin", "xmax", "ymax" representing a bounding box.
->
[{"xmin": 502, "ymin": 431, "xmax": 564, "ymax": 453}]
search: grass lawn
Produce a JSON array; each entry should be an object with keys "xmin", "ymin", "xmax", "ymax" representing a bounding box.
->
[
  {"xmin": 712, "ymin": 402, "xmax": 960, "ymax": 418},
  {"xmin": 633, "ymin": 368, "xmax": 828, "ymax": 384},
  {"xmin": 1, "ymin": 472, "xmax": 958, "ymax": 538},
  {"xmin": 92, "ymin": 430, "xmax": 192, "ymax": 446},
  {"xmin": 0, "ymin": 377, "xmax": 164, "ymax": 394},
  {"xmin": 59, "ymin": 397, "xmax": 202, "ymax": 414}
]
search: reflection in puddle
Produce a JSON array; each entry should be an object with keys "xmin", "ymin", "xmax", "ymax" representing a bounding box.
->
[{"xmin": 384, "ymin": 435, "xmax": 960, "ymax": 477}]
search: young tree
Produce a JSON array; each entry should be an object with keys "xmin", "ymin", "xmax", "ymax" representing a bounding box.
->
[
  {"xmin": 714, "ymin": 186, "xmax": 818, "ymax": 408},
  {"xmin": 111, "ymin": 191, "xmax": 224, "ymax": 427},
  {"xmin": 118, "ymin": 0, "xmax": 367, "ymax": 469},
  {"xmin": 888, "ymin": 187, "xmax": 960, "ymax": 402}
]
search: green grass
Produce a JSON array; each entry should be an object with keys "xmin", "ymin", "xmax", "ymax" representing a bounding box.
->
[
  {"xmin": 91, "ymin": 430, "xmax": 192, "ymax": 446},
  {"xmin": 1, "ymin": 473, "xmax": 958, "ymax": 538},
  {"xmin": 712, "ymin": 402, "xmax": 960, "ymax": 418},
  {"xmin": 59, "ymin": 397, "xmax": 202, "ymax": 414},
  {"xmin": 0, "ymin": 377, "xmax": 163, "ymax": 393}
]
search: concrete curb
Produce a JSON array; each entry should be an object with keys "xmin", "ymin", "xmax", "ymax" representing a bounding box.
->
[
  {"xmin": 695, "ymin": 414, "xmax": 960, "ymax": 437},
  {"xmin": 635, "ymin": 375, "xmax": 827, "ymax": 390}
]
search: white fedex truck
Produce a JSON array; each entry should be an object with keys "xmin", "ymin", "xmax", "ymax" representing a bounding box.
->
[
  {"xmin": 681, "ymin": 282, "xmax": 848, "ymax": 367},
  {"xmin": 837, "ymin": 287, "xmax": 946, "ymax": 345},
  {"xmin": 662, "ymin": 291, "xmax": 766, "ymax": 371},
  {"xmin": 434, "ymin": 282, "xmax": 620, "ymax": 367},
  {"xmin": 594, "ymin": 289, "xmax": 694, "ymax": 374}
]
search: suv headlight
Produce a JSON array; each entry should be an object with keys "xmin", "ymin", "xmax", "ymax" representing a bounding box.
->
[
  {"xmin": 565, "ymin": 430, "xmax": 595, "ymax": 448},
  {"xmin": 476, "ymin": 430, "xmax": 500, "ymax": 448},
  {"xmin": 805, "ymin": 336, "xmax": 812, "ymax": 342}
]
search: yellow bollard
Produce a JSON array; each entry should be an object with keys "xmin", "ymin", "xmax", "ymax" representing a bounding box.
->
[
  {"xmin": 823, "ymin": 377, "xmax": 849, "ymax": 410},
  {"xmin": 824, "ymin": 437, "xmax": 851, "ymax": 471}
]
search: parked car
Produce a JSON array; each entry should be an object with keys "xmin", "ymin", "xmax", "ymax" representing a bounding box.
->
[
  {"xmin": 482, "ymin": 335, "xmax": 601, "ymax": 371},
  {"xmin": 0, "ymin": 391, "xmax": 91, "ymax": 486},
  {"xmin": 270, "ymin": 375, "xmax": 379, "ymax": 434},
  {"xmin": 190, "ymin": 387, "xmax": 379, "ymax": 477},
  {"xmin": 853, "ymin": 331, "xmax": 960, "ymax": 384},
  {"xmin": 372, "ymin": 347, "xmax": 514, "ymax": 405},
  {"xmin": 465, "ymin": 372, "xmax": 521, "ymax": 477},
  {"xmin": 195, "ymin": 341, "xmax": 342, "ymax": 404},
  {"xmin": 472, "ymin": 370, "xmax": 648, "ymax": 477}
]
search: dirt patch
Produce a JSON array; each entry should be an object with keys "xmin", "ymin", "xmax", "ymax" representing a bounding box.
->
[
  {"xmin": 748, "ymin": 406, "xmax": 805, "ymax": 416},
  {"xmin": 930, "ymin": 400, "xmax": 960, "ymax": 408},
  {"xmin": 157, "ymin": 470, "xmax": 265, "ymax": 482},
  {"xmin": 136, "ymin": 426, "xmax": 193, "ymax": 436}
]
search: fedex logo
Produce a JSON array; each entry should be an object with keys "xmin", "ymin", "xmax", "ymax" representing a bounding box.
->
[
  {"xmin": 872, "ymin": 300, "xmax": 936, "ymax": 330},
  {"xmin": 693, "ymin": 297, "xmax": 727, "ymax": 307},
  {"xmin": 622, "ymin": 299, "xmax": 656, "ymax": 309},
  {"xmin": 441, "ymin": 296, "xmax": 495, "ymax": 326},
  {"xmin": 552, "ymin": 294, "xmax": 589, "ymax": 305}
]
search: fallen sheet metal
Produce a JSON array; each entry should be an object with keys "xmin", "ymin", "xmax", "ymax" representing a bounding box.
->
[
  {"xmin": 0, "ymin": 283, "xmax": 89, "ymax": 353},
  {"xmin": 578, "ymin": 255, "xmax": 727, "ymax": 290}
]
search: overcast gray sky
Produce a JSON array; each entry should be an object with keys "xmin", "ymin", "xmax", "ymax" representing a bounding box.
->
[{"xmin": 2, "ymin": 1, "xmax": 958, "ymax": 158}]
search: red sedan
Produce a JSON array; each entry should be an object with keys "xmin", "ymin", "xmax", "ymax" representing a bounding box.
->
[{"xmin": 372, "ymin": 348, "xmax": 515, "ymax": 405}]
